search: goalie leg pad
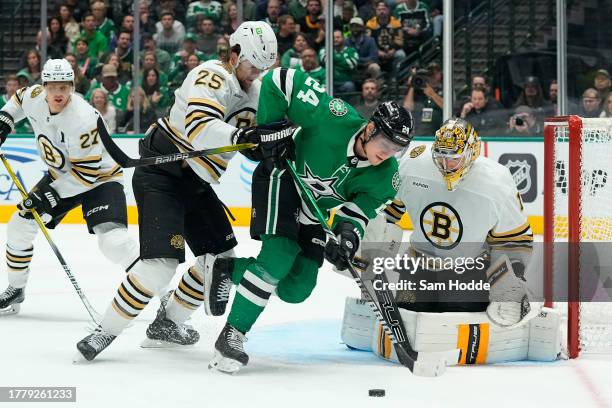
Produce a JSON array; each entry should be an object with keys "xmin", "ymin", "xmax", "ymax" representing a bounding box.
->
[
  {"xmin": 341, "ymin": 297, "xmax": 377, "ymax": 351},
  {"xmin": 342, "ymin": 297, "xmax": 563, "ymax": 364}
]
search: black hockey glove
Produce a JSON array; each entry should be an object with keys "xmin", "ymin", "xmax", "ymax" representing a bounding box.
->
[
  {"xmin": 232, "ymin": 121, "xmax": 297, "ymax": 168},
  {"xmin": 17, "ymin": 182, "xmax": 60, "ymax": 215},
  {"xmin": 324, "ymin": 221, "xmax": 361, "ymax": 271},
  {"xmin": 0, "ymin": 111, "xmax": 15, "ymax": 146}
]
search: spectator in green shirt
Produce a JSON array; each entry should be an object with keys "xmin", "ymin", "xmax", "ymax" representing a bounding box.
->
[
  {"xmin": 297, "ymin": 47, "xmax": 326, "ymax": 86},
  {"xmin": 91, "ymin": 0, "xmax": 116, "ymax": 41},
  {"xmin": 141, "ymin": 51, "xmax": 169, "ymax": 85},
  {"xmin": 0, "ymin": 75, "xmax": 32, "ymax": 133},
  {"xmin": 16, "ymin": 50, "xmax": 41, "ymax": 87},
  {"xmin": 76, "ymin": 13, "xmax": 108, "ymax": 60},
  {"xmin": 319, "ymin": 29, "xmax": 359, "ymax": 93},
  {"xmin": 281, "ymin": 32, "xmax": 309, "ymax": 69},
  {"xmin": 171, "ymin": 33, "xmax": 206, "ymax": 72},
  {"xmin": 141, "ymin": 34, "xmax": 172, "ymax": 73},
  {"xmin": 74, "ymin": 38, "xmax": 97, "ymax": 79},
  {"xmin": 141, "ymin": 67, "xmax": 172, "ymax": 116},
  {"xmin": 85, "ymin": 64, "xmax": 131, "ymax": 112},
  {"xmin": 186, "ymin": 0, "xmax": 223, "ymax": 28}
]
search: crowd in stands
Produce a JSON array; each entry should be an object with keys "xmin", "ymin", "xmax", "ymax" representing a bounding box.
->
[{"xmin": 0, "ymin": 0, "xmax": 610, "ymax": 136}]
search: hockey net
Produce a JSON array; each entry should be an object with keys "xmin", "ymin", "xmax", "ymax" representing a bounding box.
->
[{"xmin": 544, "ymin": 116, "xmax": 612, "ymax": 358}]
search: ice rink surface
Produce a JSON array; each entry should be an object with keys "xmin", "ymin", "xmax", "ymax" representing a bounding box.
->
[{"xmin": 1, "ymin": 225, "xmax": 612, "ymax": 408}]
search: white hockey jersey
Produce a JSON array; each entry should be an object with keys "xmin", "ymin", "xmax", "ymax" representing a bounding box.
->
[
  {"xmin": 388, "ymin": 144, "xmax": 533, "ymax": 260},
  {"xmin": 156, "ymin": 59, "xmax": 260, "ymax": 184},
  {"xmin": 1, "ymin": 85, "xmax": 122, "ymax": 198}
]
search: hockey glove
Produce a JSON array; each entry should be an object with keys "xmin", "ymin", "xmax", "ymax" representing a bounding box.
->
[
  {"xmin": 324, "ymin": 221, "xmax": 361, "ymax": 271},
  {"xmin": 0, "ymin": 111, "xmax": 15, "ymax": 145},
  {"xmin": 232, "ymin": 121, "xmax": 296, "ymax": 168},
  {"xmin": 17, "ymin": 182, "xmax": 60, "ymax": 215}
]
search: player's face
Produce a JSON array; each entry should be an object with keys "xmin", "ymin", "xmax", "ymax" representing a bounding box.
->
[
  {"xmin": 365, "ymin": 126, "xmax": 405, "ymax": 166},
  {"xmin": 45, "ymin": 82, "xmax": 73, "ymax": 113},
  {"xmin": 235, "ymin": 60, "xmax": 262, "ymax": 91}
]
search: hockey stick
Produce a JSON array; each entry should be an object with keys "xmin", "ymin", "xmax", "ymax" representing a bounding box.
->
[
  {"xmin": 286, "ymin": 159, "xmax": 452, "ymax": 377},
  {"xmin": 96, "ymin": 117, "xmax": 256, "ymax": 168},
  {"xmin": 0, "ymin": 154, "xmax": 101, "ymax": 325}
]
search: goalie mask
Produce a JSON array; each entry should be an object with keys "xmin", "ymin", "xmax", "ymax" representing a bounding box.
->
[{"xmin": 432, "ymin": 118, "xmax": 480, "ymax": 191}]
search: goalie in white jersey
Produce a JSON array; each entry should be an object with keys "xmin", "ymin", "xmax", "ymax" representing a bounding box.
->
[
  {"xmin": 75, "ymin": 21, "xmax": 295, "ymax": 361},
  {"xmin": 341, "ymin": 118, "xmax": 563, "ymax": 364},
  {"xmin": 0, "ymin": 58, "xmax": 139, "ymax": 315}
]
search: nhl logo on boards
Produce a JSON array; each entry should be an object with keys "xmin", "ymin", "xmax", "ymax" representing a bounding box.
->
[
  {"xmin": 410, "ymin": 145, "xmax": 425, "ymax": 158},
  {"xmin": 170, "ymin": 234, "xmax": 185, "ymax": 249},
  {"xmin": 506, "ymin": 160, "xmax": 531, "ymax": 195},
  {"xmin": 329, "ymin": 98, "xmax": 348, "ymax": 117}
]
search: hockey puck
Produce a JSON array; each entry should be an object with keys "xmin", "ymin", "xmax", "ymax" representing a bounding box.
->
[{"xmin": 369, "ymin": 389, "xmax": 385, "ymax": 397}]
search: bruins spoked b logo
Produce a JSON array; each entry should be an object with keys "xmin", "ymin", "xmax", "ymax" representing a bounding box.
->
[
  {"xmin": 420, "ymin": 202, "xmax": 463, "ymax": 249},
  {"xmin": 37, "ymin": 135, "xmax": 66, "ymax": 169}
]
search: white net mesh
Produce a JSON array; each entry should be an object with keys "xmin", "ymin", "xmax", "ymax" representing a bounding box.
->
[{"xmin": 550, "ymin": 117, "xmax": 612, "ymax": 354}]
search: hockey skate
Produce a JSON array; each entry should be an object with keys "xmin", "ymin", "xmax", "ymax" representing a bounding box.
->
[
  {"xmin": 209, "ymin": 323, "xmax": 249, "ymax": 374},
  {"xmin": 0, "ymin": 285, "xmax": 25, "ymax": 316},
  {"xmin": 203, "ymin": 254, "xmax": 233, "ymax": 316},
  {"xmin": 141, "ymin": 291, "xmax": 200, "ymax": 348},
  {"xmin": 75, "ymin": 326, "xmax": 116, "ymax": 362}
]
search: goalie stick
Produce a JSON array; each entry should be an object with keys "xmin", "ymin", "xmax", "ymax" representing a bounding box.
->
[
  {"xmin": 0, "ymin": 154, "xmax": 101, "ymax": 325},
  {"xmin": 96, "ymin": 117, "xmax": 256, "ymax": 168},
  {"xmin": 286, "ymin": 159, "xmax": 456, "ymax": 377}
]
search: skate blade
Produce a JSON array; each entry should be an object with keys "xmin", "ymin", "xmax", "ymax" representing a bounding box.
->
[
  {"xmin": 208, "ymin": 351, "xmax": 244, "ymax": 374},
  {"xmin": 140, "ymin": 338, "xmax": 196, "ymax": 349},
  {"xmin": 72, "ymin": 350, "xmax": 92, "ymax": 364},
  {"xmin": 0, "ymin": 304, "xmax": 20, "ymax": 316}
]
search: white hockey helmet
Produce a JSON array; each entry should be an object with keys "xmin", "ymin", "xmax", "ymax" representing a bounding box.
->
[
  {"xmin": 229, "ymin": 21, "xmax": 277, "ymax": 71},
  {"xmin": 42, "ymin": 58, "xmax": 74, "ymax": 84}
]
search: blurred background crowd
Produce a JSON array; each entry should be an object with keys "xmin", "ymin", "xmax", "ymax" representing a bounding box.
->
[{"xmin": 0, "ymin": 0, "xmax": 610, "ymax": 136}]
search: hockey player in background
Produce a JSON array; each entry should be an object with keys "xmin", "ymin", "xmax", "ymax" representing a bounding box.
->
[
  {"xmin": 0, "ymin": 59, "xmax": 139, "ymax": 315},
  {"xmin": 203, "ymin": 66, "xmax": 415, "ymax": 373},
  {"xmin": 341, "ymin": 118, "xmax": 563, "ymax": 364},
  {"xmin": 74, "ymin": 21, "xmax": 293, "ymax": 360}
]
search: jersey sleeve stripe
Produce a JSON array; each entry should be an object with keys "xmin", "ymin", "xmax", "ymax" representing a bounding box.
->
[
  {"xmin": 13, "ymin": 88, "xmax": 26, "ymax": 106},
  {"xmin": 285, "ymin": 69, "xmax": 295, "ymax": 105},
  {"xmin": 187, "ymin": 97, "xmax": 225, "ymax": 113},
  {"xmin": 187, "ymin": 99, "xmax": 225, "ymax": 117},
  {"xmin": 488, "ymin": 222, "xmax": 531, "ymax": 239},
  {"xmin": 70, "ymin": 169, "xmax": 96, "ymax": 186},
  {"xmin": 186, "ymin": 117, "xmax": 216, "ymax": 142},
  {"xmin": 205, "ymin": 154, "xmax": 227, "ymax": 170},
  {"xmin": 272, "ymin": 68, "xmax": 293, "ymax": 106},
  {"xmin": 487, "ymin": 234, "xmax": 534, "ymax": 244},
  {"xmin": 280, "ymin": 68, "xmax": 287, "ymax": 97},
  {"xmin": 70, "ymin": 156, "xmax": 102, "ymax": 164},
  {"xmin": 336, "ymin": 203, "xmax": 369, "ymax": 233},
  {"xmin": 71, "ymin": 165, "xmax": 100, "ymax": 176}
]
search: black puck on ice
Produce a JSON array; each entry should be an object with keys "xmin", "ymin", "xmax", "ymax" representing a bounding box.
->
[{"xmin": 369, "ymin": 389, "xmax": 385, "ymax": 397}]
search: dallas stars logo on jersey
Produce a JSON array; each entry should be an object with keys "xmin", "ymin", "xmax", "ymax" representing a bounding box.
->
[{"xmin": 300, "ymin": 163, "xmax": 345, "ymax": 201}]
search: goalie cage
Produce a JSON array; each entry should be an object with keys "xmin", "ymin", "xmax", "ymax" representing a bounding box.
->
[{"xmin": 544, "ymin": 115, "xmax": 612, "ymax": 358}]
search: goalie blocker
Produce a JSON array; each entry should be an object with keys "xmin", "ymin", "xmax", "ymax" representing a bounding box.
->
[{"xmin": 342, "ymin": 297, "xmax": 562, "ymax": 364}]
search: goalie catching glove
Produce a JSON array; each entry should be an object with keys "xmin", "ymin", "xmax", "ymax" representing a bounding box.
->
[
  {"xmin": 232, "ymin": 121, "xmax": 296, "ymax": 168},
  {"xmin": 324, "ymin": 221, "xmax": 361, "ymax": 270},
  {"xmin": 17, "ymin": 178, "xmax": 60, "ymax": 215},
  {"xmin": 0, "ymin": 111, "xmax": 15, "ymax": 145}
]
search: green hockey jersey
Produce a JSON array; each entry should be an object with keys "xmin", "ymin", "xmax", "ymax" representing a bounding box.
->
[{"xmin": 257, "ymin": 67, "xmax": 400, "ymax": 237}]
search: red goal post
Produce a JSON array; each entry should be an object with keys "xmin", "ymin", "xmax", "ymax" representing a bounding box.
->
[{"xmin": 544, "ymin": 115, "xmax": 612, "ymax": 358}]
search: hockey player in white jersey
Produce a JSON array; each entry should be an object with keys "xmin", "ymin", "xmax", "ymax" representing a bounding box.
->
[
  {"xmin": 341, "ymin": 118, "xmax": 563, "ymax": 364},
  {"xmin": 75, "ymin": 21, "xmax": 295, "ymax": 360},
  {"xmin": 0, "ymin": 58, "xmax": 139, "ymax": 315}
]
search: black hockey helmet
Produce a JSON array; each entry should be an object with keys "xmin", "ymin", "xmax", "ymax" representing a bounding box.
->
[{"xmin": 370, "ymin": 101, "xmax": 414, "ymax": 147}]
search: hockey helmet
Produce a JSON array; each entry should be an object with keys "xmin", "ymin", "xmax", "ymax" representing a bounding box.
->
[
  {"xmin": 370, "ymin": 101, "xmax": 414, "ymax": 149},
  {"xmin": 42, "ymin": 58, "xmax": 74, "ymax": 84},
  {"xmin": 432, "ymin": 117, "xmax": 481, "ymax": 191},
  {"xmin": 229, "ymin": 21, "xmax": 278, "ymax": 71}
]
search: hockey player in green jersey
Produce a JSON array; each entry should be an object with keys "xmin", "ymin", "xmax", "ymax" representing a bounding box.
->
[{"xmin": 205, "ymin": 67, "xmax": 414, "ymax": 373}]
